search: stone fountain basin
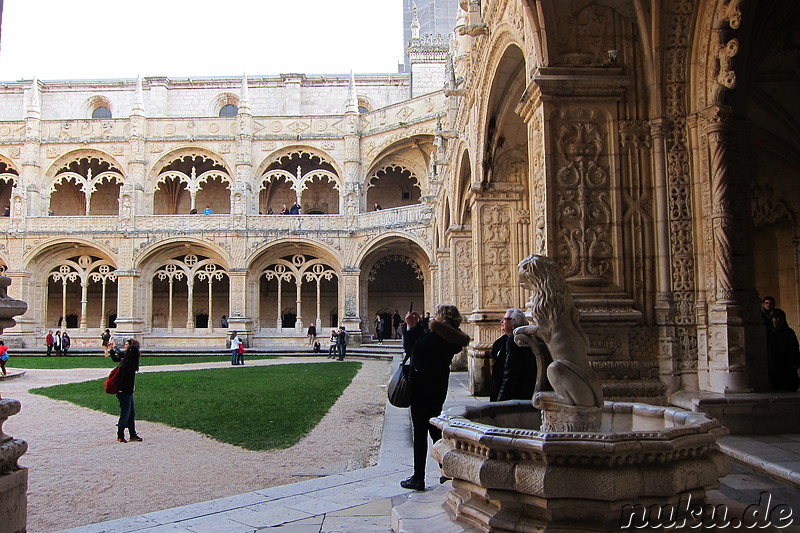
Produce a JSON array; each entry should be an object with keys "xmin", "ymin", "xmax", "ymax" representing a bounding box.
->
[{"xmin": 431, "ymin": 401, "xmax": 730, "ymax": 515}]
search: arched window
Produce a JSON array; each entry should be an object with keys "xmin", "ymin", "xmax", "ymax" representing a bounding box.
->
[
  {"xmin": 92, "ymin": 106, "xmax": 112, "ymax": 119},
  {"xmin": 219, "ymin": 104, "xmax": 238, "ymax": 117}
]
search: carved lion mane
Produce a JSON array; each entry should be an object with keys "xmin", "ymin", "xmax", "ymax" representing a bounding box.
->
[{"xmin": 518, "ymin": 254, "xmax": 581, "ymax": 335}]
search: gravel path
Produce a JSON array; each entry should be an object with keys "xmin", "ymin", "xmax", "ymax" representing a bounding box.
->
[{"xmin": 1, "ymin": 357, "xmax": 392, "ymax": 533}]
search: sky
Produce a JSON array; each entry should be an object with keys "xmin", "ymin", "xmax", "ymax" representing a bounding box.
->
[{"xmin": 0, "ymin": 1, "xmax": 405, "ymax": 82}]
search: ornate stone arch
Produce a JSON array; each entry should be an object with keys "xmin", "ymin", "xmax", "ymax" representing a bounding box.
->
[{"xmin": 149, "ymin": 149, "xmax": 233, "ymax": 214}]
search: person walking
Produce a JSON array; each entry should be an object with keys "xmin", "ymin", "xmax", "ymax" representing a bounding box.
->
[
  {"xmin": 307, "ymin": 323, "xmax": 317, "ymax": 347},
  {"xmin": 336, "ymin": 326, "xmax": 348, "ymax": 361},
  {"xmin": 374, "ymin": 313, "xmax": 384, "ymax": 345},
  {"xmin": 61, "ymin": 331, "xmax": 71, "ymax": 356},
  {"xmin": 113, "ymin": 339, "xmax": 143, "ymax": 443},
  {"xmin": 45, "ymin": 330, "xmax": 54, "ymax": 356},
  {"xmin": 229, "ymin": 331, "xmax": 243, "ymax": 365},
  {"xmin": 0, "ymin": 341, "xmax": 9, "ymax": 376},
  {"xmin": 400, "ymin": 304, "xmax": 470, "ymax": 491},
  {"xmin": 101, "ymin": 329, "xmax": 112, "ymax": 357}
]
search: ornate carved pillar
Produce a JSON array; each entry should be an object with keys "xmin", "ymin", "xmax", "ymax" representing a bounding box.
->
[
  {"xmin": 515, "ymin": 67, "xmax": 645, "ymax": 389},
  {"xmin": 113, "ymin": 269, "xmax": 144, "ymax": 341},
  {"xmin": 226, "ymin": 269, "xmax": 252, "ymax": 339},
  {"xmin": 466, "ymin": 192, "xmax": 520, "ymax": 395},
  {"xmin": 698, "ymin": 106, "xmax": 759, "ymax": 392},
  {"xmin": 340, "ymin": 268, "xmax": 362, "ymax": 346}
]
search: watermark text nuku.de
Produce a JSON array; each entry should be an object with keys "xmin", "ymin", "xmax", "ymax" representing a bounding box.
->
[{"xmin": 620, "ymin": 491, "xmax": 794, "ymax": 529}]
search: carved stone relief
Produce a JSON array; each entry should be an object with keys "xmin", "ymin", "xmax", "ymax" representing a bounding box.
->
[
  {"xmin": 552, "ymin": 114, "xmax": 613, "ymax": 281},
  {"xmin": 479, "ymin": 204, "xmax": 512, "ymax": 308}
]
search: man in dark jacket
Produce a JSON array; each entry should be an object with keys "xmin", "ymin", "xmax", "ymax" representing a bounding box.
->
[
  {"xmin": 401, "ymin": 304, "xmax": 470, "ymax": 491},
  {"xmin": 490, "ymin": 308, "xmax": 537, "ymax": 402}
]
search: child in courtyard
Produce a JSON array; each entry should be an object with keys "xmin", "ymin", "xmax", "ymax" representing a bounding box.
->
[{"xmin": 0, "ymin": 341, "xmax": 8, "ymax": 375}]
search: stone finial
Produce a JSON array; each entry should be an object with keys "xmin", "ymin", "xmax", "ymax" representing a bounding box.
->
[
  {"xmin": 346, "ymin": 71, "xmax": 358, "ymax": 115},
  {"xmin": 132, "ymin": 75, "xmax": 145, "ymax": 116},
  {"xmin": 26, "ymin": 77, "xmax": 41, "ymax": 118},
  {"xmin": 411, "ymin": 2, "xmax": 420, "ymax": 40},
  {"xmin": 239, "ymin": 73, "xmax": 251, "ymax": 114}
]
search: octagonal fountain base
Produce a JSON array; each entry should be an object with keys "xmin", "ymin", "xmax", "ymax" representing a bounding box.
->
[{"xmin": 431, "ymin": 401, "xmax": 729, "ymax": 533}]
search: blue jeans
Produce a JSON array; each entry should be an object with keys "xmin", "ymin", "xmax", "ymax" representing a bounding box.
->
[
  {"xmin": 117, "ymin": 392, "xmax": 136, "ymax": 437},
  {"xmin": 231, "ymin": 349, "xmax": 239, "ymax": 365},
  {"xmin": 338, "ymin": 343, "xmax": 346, "ymax": 360}
]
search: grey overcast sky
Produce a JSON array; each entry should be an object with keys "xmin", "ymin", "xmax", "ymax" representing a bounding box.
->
[{"xmin": 0, "ymin": 0, "xmax": 404, "ymax": 82}]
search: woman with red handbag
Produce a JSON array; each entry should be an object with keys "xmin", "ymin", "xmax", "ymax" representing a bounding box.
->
[{"xmin": 116, "ymin": 339, "xmax": 142, "ymax": 443}]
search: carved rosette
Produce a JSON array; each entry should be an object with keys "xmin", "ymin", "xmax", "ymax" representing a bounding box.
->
[{"xmin": 553, "ymin": 117, "xmax": 613, "ymax": 280}]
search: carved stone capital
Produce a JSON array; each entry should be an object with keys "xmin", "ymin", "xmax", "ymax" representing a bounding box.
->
[{"xmin": 699, "ymin": 105, "xmax": 733, "ymax": 135}]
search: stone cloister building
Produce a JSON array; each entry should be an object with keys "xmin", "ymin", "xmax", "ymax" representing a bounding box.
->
[{"xmin": 1, "ymin": 0, "xmax": 799, "ymax": 406}]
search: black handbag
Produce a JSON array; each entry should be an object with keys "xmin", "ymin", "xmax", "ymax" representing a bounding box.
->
[{"xmin": 388, "ymin": 354, "xmax": 412, "ymax": 408}]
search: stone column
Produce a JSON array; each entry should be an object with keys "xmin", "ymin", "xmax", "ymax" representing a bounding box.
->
[
  {"xmin": 466, "ymin": 195, "xmax": 520, "ymax": 395},
  {"xmin": 226, "ymin": 270, "xmax": 252, "ymax": 342},
  {"xmin": 515, "ymin": 67, "xmax": 643, "ymax": 381},
  {"xmin": 113, "ymin": 270, "xmax": 144, "ymax": 342},
  {"xmin": 698, "ymin": 106, "xmax": 760, "ymax": 392},
  {"xmin": 340, "ymin": 268, "xmax": 362, "ymax": 346}
]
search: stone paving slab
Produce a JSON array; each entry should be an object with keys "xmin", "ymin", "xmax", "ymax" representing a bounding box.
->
[{"xmin": 55, "ymin": 359, "xmax": 800, "ymax": 533}]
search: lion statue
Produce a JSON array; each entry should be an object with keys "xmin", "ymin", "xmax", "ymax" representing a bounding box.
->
[{"xmin": 513, "ymin": 254, "xmax": 603, "ymax": 409}]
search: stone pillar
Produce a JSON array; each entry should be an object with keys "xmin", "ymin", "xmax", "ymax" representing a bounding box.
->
[
  {"xmin": 515, "ymin": 67, "xmax": 645, "ymax": 385},
  {"xmin": 226, "ymin": 269, "xmax": 252, "ymax": 343},
  {"xmin": 466, "ymin": 194, "xmax": 522, "ymax": 395},
  {"xmin": 113, "ymin": 270, "xmax": 144, "ymax": 342},
  {"xmin": 698, "ymin": 106, "xmax": 760, "ymax": 392},
  {"xmin": 340, "ymin": 268, "xmax": 362, "ymax": 346}
]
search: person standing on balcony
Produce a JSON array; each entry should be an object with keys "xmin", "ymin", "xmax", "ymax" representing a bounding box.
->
[
  {"xmin": 280, "ymin": 204, "xmax": 288, "ymax": 215},
  {"xmin": 202, "ymin": 205, "xmax": 212, "ymax": 214},
  {"xmin": 290, "ymin": 202, "xmax": 301, "ymax": 214},
  {"xmin": 374, "ymin": 202, "xmax": 382, "ymax": 211}
]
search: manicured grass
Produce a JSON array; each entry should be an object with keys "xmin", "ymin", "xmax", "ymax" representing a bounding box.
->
[
  {"xmin": 30, "ymin": 362, "xmax": 361, "ymax": 450},
  {"xmin": 9, "ymin": 355, "xmax": 276, "ymax": 369}
]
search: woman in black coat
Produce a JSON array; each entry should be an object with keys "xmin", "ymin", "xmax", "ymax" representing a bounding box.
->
[
  {"xmin": 114, "ymin": 339, "xmax": 143, "ymax": 442},
  {"xmin": 401, "ymin": 304, "xmax": 470, "ymax": 491}
]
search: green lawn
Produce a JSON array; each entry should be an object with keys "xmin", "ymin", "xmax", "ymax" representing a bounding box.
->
[
  {"xmin": 10, "ymin": 355, "xmax": 276, "ymax": 369},
  {"xmin": 30, "ymin": 362, "xmax": 361, "ymax": 450}
]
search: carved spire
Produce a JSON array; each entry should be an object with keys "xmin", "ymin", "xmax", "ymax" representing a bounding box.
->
[
  {"xmin": 26, "ymin": 77, "xmax": 40, "ymax": 118},
  {"xmin": 239, "ymin": 73, "xmax": 251, "ymax": 114},
  {"xmin": 346, "ymin": 70, "xmax": 358, "ymax": 114},
  {"xmin": 132, "ymin": 74, "xmax": 145, "ymax": 116},
  {"xmin": 411, "ymin": 2, "xmax": 420, "ymax": 40}
]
